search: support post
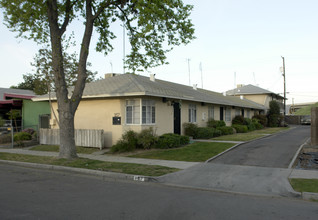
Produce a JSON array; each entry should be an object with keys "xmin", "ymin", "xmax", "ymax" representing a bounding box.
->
[{"xmin": 311, "ymin": 107, "xmax": 318, "ymax": 146}]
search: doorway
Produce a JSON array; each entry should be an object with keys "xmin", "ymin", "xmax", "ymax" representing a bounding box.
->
[{"xmin": 173, "ymin": 102, "xmax": 181, "ymax": 134}]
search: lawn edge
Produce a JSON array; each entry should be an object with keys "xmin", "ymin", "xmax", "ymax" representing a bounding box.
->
[{"xmin": 0, "ymin": 159, "xmax": 159, "ymax": 183}]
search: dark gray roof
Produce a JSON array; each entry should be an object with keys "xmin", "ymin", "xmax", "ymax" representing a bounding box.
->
[
  {"xmin": 33, "ymin": 74, "xmax": 265, "ymax": 110},
  {"xmin": 226, "ymin": 84, "xmax": 284, "ymax": 99},
  {"xmin": 0, "ymin": 87, "xmax": 35, "ymax": 101}
]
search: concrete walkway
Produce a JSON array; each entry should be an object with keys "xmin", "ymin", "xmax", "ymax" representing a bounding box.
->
[{"xmin": 0, "ymin": 148, "xmax": 199, "ymax": 169}]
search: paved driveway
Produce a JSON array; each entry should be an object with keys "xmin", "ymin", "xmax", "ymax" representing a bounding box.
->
[
  {"xmin": 158, "ymin": 126, "xmax": 311, "ymax": 197},
  {"xmin": 210, "ymin": 126, "xmax": 310, "ymax": 168}
]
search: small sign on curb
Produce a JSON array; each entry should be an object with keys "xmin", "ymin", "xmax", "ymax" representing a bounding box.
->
[{"xmin": 133, "ymin": 176, "xmax": 146, "ymax": 182}]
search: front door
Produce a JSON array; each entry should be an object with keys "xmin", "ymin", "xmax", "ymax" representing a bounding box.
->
[
  {"xmin": 220, "ymin": 107, "xmax": 224, "ymax": 121},
  {"xmin": 173, "ymin": 102, "xmax": 181, "ymax": 134}
]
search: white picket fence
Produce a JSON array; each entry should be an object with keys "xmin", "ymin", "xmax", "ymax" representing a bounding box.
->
[{"xmin": 40, "ymin": 129, "xmax": 104, "ymax": 149}]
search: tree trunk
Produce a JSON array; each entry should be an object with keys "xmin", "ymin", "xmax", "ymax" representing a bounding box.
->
[{"xmin": 58, "ymin": 104, "xmax": 77, "ymax": 159}]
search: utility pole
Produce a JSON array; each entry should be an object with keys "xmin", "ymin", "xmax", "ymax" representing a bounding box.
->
[
  {"xmin": 281, "ymin": 56, "xmax": 286, "ymax": 116},
  {"xmin": 200, "ymin": 62, "xmax": 203, "ymax": 88},
  {"xmin": 187, "ymin": 58, "xmax": 191, "ymax": 86}
]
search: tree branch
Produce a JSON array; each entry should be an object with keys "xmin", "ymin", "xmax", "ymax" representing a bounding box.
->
[{"xmin": 60, "ymin": 0, "xmax": 77, "ymax": 34}]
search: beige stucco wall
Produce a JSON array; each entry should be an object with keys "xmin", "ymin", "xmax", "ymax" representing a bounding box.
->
[{"xmin": 49, "ymin": 97, "xmax": 258, "ymax": 148}]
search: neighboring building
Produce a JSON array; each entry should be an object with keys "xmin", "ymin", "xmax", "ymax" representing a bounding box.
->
[
  {"xmin": 0, "ymin": 88, "xmax": 50, "ymax": 131},
  {"xmin": 33, "ymin": 74, "xmax": 265, "ymax": 148},
  {"xmin": 226, "ymin": 84, "xmax": 285, "ymax": 114}
]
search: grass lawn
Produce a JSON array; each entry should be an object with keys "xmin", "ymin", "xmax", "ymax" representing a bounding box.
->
[
  {"xmin": 30, "ymin": 145, "xmax": 99, "ymax": 154},
  {"xmin": 0, "ymin": 152, "xmax": 179, "ymax": 176},
  {"xmin": 211, "ymin": 127, "xmax": 289, "ymax": 142},
  {"xmin": 289, "ymin": 178, "xmax": 318, "ymax": 193},
  {"xmin": 128, "ymin": 142, "xmax": 235, "ymax": 162}
]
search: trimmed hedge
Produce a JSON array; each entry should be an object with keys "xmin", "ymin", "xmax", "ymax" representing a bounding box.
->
[
  {"xmin": 183, "ymin": 123, "xmax": 198, "ymax": 138},
  {"xmin": 232, "ymin": 124, "xmax": 248, "ymax": 133},
  {"xmin": 110, "ymin": 130, "xmax": 138, "ymax": 153},
  {"xmin": 218, "ymin": 126, "xmax": 234, "ymax": 135},
  {"xmin": 207, "ymin": 119, "xmax": 226, "ymax": 128},
  {"xmin": 156, "ymin": 133, "xmax": 189, "ymax": 149},
  {"xmin": 232, "ymin": 115, "xmax": 245, "ymax": 125},
  {"xmin": 196, "ymin": 127, "xmax": 221, "ymax": 139}
]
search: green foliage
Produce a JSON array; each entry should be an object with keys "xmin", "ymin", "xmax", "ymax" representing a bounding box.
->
[
  {"xmin": 156, "ymin": 133, "xmax": 189, "ymax": 149},
  {"xmin": 110, "ymin": 130, "xmax": 138, "ymax": 153},
  {"xmin": 14, "ymin": 132, "xmax": 32, "ymax": 141},
  {"xmin": 252, "ymin": 114, "xmax": 268, "ymax": 127},
  {"xmin": 269, "ymin": 100, "xmax": 281, "ymax": 115},
  {"xmin": 294, "ymin": 102, "xmax": 318, "ymax": 115},
  {"xmin": 232, "ymin": 124, "xmax": 248, "ymax": 133},
  {"xmin": 217, "ymin": 126, "xmax": 234, "ymax": 135},
  {"xmin": 183, "ymin": 123, "xmax": 198, "ymax": 138},
  {"xmin": 207, "ymin": 119, "xmax": 226, "ymax": 128},
  {"xmin": 22, "ymin": 128, "xmax": 35, "ymax": 135},
  {"xmin": 268, "ymin": 114, "xmax": 281, "ymax": 127},
  {"xmin": 232, "ymin": 115, "xmax": 245, "ymax": 125},
  {"xmin": 137, "ymin": 128, "xmax": 158, "ymax": 149},
  {"xmin": 0, "ymin": 134, "xmax": 11, "ymax": 144},
  {"xmin": 196, "ymin": 127, "xmax": 221, "ymax": 139}
]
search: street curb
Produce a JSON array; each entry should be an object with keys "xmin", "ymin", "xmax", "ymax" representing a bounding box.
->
[
  {"xmin": 302, "ymin": 192, "xmax": 318, "ymax": 201},
  {"xmin": 0, "ymin": 159, "xmax": 157, "ymax": 183},
  {"xmin": 205, "ymin": 143, "xmax": 243, "ymax": 163},
  {"xmin": 288, "ymin": 137, "xmax": 310, "ymax": 169}
]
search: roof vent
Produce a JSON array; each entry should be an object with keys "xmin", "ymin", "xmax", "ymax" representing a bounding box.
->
[
  {"xmin": 193, "ymin": 84, "xmax": 197, "ymax": 90},
  {"xmin": 240, "ymin": 95, "xmax": 244, "ymax": 100},
  {"xmin": 150, "ymin": 74, "xmax": 155, "ymax": 82},
  {"xmin": 237, "ymin": 84, "xmax": 244, "ymax": 88}
]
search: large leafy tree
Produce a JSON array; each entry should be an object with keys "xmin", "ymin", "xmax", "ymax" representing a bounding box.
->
[
  {"xmin": 0, "ymin": 0, "xmax": 195, "ymax": 159},
  {"xmin": 11, "ymin": 48, "xmax": 98, "ymax": 95}
]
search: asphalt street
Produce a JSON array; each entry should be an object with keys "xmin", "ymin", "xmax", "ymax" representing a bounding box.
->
[
  {"xmin": 1, "ymin": 164, "xmax": 318, "ymax": 220},
  {"xmin": 211, "ymin": 126, "xmax": 310, "ymax": 168}
]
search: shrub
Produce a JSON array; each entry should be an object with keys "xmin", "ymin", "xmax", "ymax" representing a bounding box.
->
[
  {"xmin": 268, "ymin": 114, "xmax": 281, "ymax": 127},
  {"xmin": 155, "ymin": 133, "xmax": 190, "ymax": 149},
  {"xmin": 244, "ymin": 118, "xmax": 256, "ymax": 131},
  {"xmin": 207, "ymin": 119, "xmax": 226, "ymax": 128},
  {"xmin": 196, "ymin": 127, "xmax": 221, "ymax": 139},
  {"xmin": 252, "ymin": 114, "xmax": 267, "ymax": 127},
  {"xmin": 232, "ymin": 115, "xmax": 245, "ymax": 125},
  {"xmin": 110, "ymin": 130, "xmax": 138, "ymax": 153},
  {"xmin": 218, "ymin": 126, "xmax": 234, "ymax": 135},
  {"xmin": 180, "ymin": 135, "xmax": 190, "ymax": 145},
  {"xmin": 14, "ymin": 132, "xmax": 32, "ymax": 141},
  {"xmin": 137, "ymin": 128, "xmax": 158, "ymax": 149},
  {"xmin": 183, "ymin": 123, "xmax": 198, "ymax": 138},
  {"xmin": 0, "ymin": 134, "xmax": 11, "ymax": 144},
  {"xmin": 252, "ymin": 118, "xmax": 263, "ymax": 130},
  {"xmin": 232, "ymin": 124, "xmax": 248, "ymax": 133}
]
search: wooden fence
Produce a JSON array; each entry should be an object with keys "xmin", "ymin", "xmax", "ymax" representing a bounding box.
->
[{"xmin": 40, "ymin": 129, "xmax": 104, "ymax": 149}]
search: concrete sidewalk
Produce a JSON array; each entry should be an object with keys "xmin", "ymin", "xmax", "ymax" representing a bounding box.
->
[{"xmin": 0, "ymin": 148, "xmax": 199, "ymax": 169}]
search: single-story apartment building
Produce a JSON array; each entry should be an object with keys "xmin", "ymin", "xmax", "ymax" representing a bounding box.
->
[{"xmin": 33, "ymin": 74, "xmax": 265, "ymax": 148}]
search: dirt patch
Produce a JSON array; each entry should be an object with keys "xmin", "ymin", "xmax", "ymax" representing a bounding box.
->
[{"xmin": 294, "ymin": 146, "xmax": 318, "ymax": 170}]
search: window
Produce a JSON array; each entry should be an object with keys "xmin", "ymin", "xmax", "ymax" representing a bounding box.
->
[
  {"xmin": 142, "ymin": 100, "xmax": 155, "ymax": 124},
  {"xmin": 189, "ymin": 104, "xmax": 197, "ymax": 123},
  {"xmin": 126, "ymin": 99, "xmax": 156, "ymax": 125},
  {"xmin": 225, "ymin": 107, "xmax": 231, "ymax": 122},
  {"xmin": 126, "ymin": 100, "xmax": 140, "ymax": 124},
  {"xmin": 208, "ymin": 106, "xmax": 214, "ymax": 119}
]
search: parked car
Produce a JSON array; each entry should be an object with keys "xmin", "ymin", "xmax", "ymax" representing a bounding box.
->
[{"xmin": 301, "ymin": 115, "xmax": 311, "ymax": 125}]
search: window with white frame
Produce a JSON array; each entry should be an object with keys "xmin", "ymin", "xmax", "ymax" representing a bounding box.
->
[
  {"xmin": 142, "ymin": 100, "xmax": 156, "ymax": 124},
  {"xmin": 189, "ymin": 104, "xmax": 197, "ymax": 123},
  {"xmin": 126, "ymin": 100, "xmax": 140, "ymax": 124},
  {"xmin": 208, "ymin": 106, "xmax": 214, "ymax": 119},
  {"xmin": 225, "ymin": 107, "xmax": 232, "ymax": 121}
]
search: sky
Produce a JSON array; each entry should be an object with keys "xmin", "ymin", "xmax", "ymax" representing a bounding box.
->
[{"xmin": 0, "ymin": 0, "xmax": 318, "ymax": 105}]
